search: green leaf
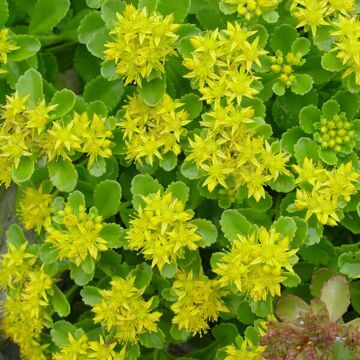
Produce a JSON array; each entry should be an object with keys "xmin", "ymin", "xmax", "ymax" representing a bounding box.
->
[
  {"xmin": 69, "ymin": 263, "xmax": 94, "ymax": 286},
  {"xmin": 273, "ymin": 216, "xmax": 297, "ymax": 242},
  {"xmin": 322, "ymin": 99, "xmax": 340, "ymax": 118},
  {"xmin": 134, "ymin": 262, "xmax": 153, "ymax": 289},
  {"xmin": 272, "ymin": 81, "xmax": 285, "ymax": 96},
  {"xmin": 292, "ymin": 217, "xmax": 308, "ymax": 247},
  {"xmin": 180, "ymin": 93, "xmax": 203, "ymax": 120},
  {"xmin": 131, "ymin": 174, "xmax": 162, "ymax": 197},
  {"xmin": 50, "ymin": 89, "xmax": 76, "ymax": 117},
  {"xmin": 94, "ymin": 180, "xmax": 122, "ymax": 219},
  {"xmin": 299, "ymin": 105, "xmax": 321, "ymax": 134},
  {"xmin": 291, "ymin": 74, "xmax": 313, "ymax": 95},
  {"xmin": 350, "ymin": 281, "xmax": 360, "ymax": 315},
  {"xmin": 181, "ymin": 161, "xmax": 199, "ymax": 179},
  {"xmin": 219, "ymin": 0, "xmax": 237, "ymax": 14},
  {"xmin": 321, "ymin": 52, "xmax": 344, "ymax": 72},
  {"xmin": 281, "ymin": 272, "xmax": 301, "ymax": 287},
  {"xmin": 338, "ymin": 251, "xmax": 360, "ymax": 278},
  {"xmin": 310, "ymin": 268, "xmax": 337, "ymax": 297},
  {"xmin": 81, "ymin": 256, "xmax": 95, "ymax": 274},
  {"xmin": 262, "ymin": 9, "xmax": 279, "ymax": 23},
  {"xmin": 29, "ymin": 0, "xmax": 70, "ymax": 34},
  {"xmin": 139, "ymin": 74, "xmax": 166, "ymax": 107},
  {"xmin": 318, "ymin": 148, "xmax": 338, "ymax": 165},
  {"xmin": 101, "ymin": 60, "xmax": 119, "ymax": 80},
  {"xmin": 12, "ymin": 157, "xmax": 34, "ymax": 183},
  {"xmin": 50, "ymin": 321, "xmax": 76, "ymax": 347},
  {"xmin": 157, "ymin": 0, "xmax": 190, "ymax": 22},
  {"xmin": 291, "ymin": 37, "xmax": 311, "ymax": 56},
  {"xmin": 101, "ymin": 0, "xmax": 126, "ymax": 29},
  {"xmin": 78, "ymin": 11, "xmax": 110, "ymax": 58},
  {"xmin": 52, "ymin": 285, "xmax": 71, "ymax": 317},
  {"xmin": 100, "ymin": 223, "xmax": 126, "ymax": 248},
  {"xmin": 48, "ymin": 158, "xmax": 78, "ymax": 193},
  {"xmin": 139, "ymin": 330, "xmax": 166, "ymax": 349},
  {"xmin": 166, "ymin": 181, "xmax": 189, "ymax": 203},
  {"xmin": 160, "ymin": 262, "xmax": 178, "ymax": 279},
  {"xmin": 332, "ymin": 90, "xmax": 360, "ymax": 120},
  {"xmin": 270, "ymin": 24, "xmax": 298, "ymax": 53},
  {"xmin": 275, "ymin": 294, "xmax": 309, "ymax": 322},
  {"xmin": 138, "ymin": 0, "xmax": 158, "ymax": 12},
  {"xmin": 269, "ymin": 173, "xmax": 295, "ymax": 193},
  {"xmin": 40, "ymin": 243, "xmax": 59, "ymax": 264},
  {"xmin": 280, "ymin": 127, "xmax": 306, "ymax": 155},
  {"xmin": 170, "ymin": 325, "xmax": 191, "ymax": 342},
  {"xmin": 294, "ymin": 137, "xmax": 319, "ymax": 163},
  {"xmin": 192, "ymin": 219, "xmax": 217, "ymax": 247},
  {"xmin": 15, "ymin": 69, "xmax": 43, "ymax": 105},
  {"xmin": 84, "ymin": 76, "xmax": 124, "ymax": 111},
  {"xmin": 98, "ymin": 249, "xmax": 127, "ymax": 277},
  {"xmin": 88, "ymin": 157, "xmax": 107, "ymax": 177},
  {"xmin": 6, "ymin": 224, "xmax": 26, "ymax": 246},
  {"xmin": 220, "ymin": 209, "xmax": 252, "ymax": 241},
  {"xmin": 0, "ymin": 0, "xmax": 9, "ymax": 27},
  {"xmin": 80, "ymin": 286, "xmax": 102, "ymax": 306},
  {"xmin": 212, "ymin": 323, "xmax": 239, "ymax": 346},
  {"xmin": 8, "ymin": 35, "xmax": 41, "ymax": 62},
  {"xmin": 86, "ymin": 0, "xmax": 105, "ymax": 8},
  {"xmin": 159, "ymin": 152, "xmax": 178, "ymax": 171},
  {"xmin": 320, "ymin": 275, "xmax": 350, "ymax": 322}
]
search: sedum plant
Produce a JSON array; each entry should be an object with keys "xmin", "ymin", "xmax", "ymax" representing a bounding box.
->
[{"xmin": 0, "ymin": 0, "xmax": 360, "ymax": 359}]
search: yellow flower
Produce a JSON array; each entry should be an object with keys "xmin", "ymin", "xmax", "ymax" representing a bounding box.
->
[
  {"xmin": 40, "ymin": 120, "xmax": 82, "ymax": 161},
  {"xmin": 45, "ymin": 204, "xmax": 108, "ymax": 266},
  {"xmin": 290, "ymin": 0, "xmax": 330, "ymax": 36},
  {"xmin": 73, "ymin": 112, "xmax": 113, "ymax": 167},
  {"xmin": 92, "ymin": 276, "xmax": 161, "ymax": 344},
  {"xmin": 332, "ymin": 16, "xmax": 360, "ymax": 85},
  {"xmin": 171, "ymin": 271, "xmax": 228, "ymax": 335},
  {"xmin": 88, "ymin": 337, "xmax": 125, "ymax": 360},
  {"xmin": 224, "ymin": 339, "xmax": 265, "ymax": 360},
  {"xmin": 120, "ymin": 94, "xmax": 190, "ymax": 165},
  {"xmin": 2, "ymin": 267, "xmax": 52, "ymax": 360},
  {"xmin": 104, "ymin": 4, "xmax": 179, "ymax": 85},
  {"xmin": 26, "ymin": 100, "xmax": 57, "ymax": 135},
  {"xmin": 0, "ymin": 242, "xmax": 36, "ymax": 289},
  {"xmin": 1, "ymin": 92, "xmax": 28, "ymax": 122},
  {"xmin": 293, "ymin": 158, "xmax": 359, "ymax": 225},
  {"xmin": 327, "ymin": 0, "xmax": 355, "ymax": 14},
  {"xmin": 186, "ymin": 104, "xmax": 289, "ymax": 201},
  {"xmin": 184, "ymin": 23, "xmax": 265, "ymax": 106},
  {"xmin": 214, "ymin": 227, "xmax": 298, "ymax": 302},
  {"xmin": 0, "ymin": 28, "xmax": 19, "ymax": 64},
  {"xmin": 18, "ymin": 185, "xmax": 53, "ymax": 233},
  {"xmin": 127, "ymin": 191, "xmax": 202, "ymax": 270},
  {"xmin": 53, "ymin": 333, "xmax": 90, "ymax": 360},
  {"xmin": 223, "ymin": 0, "xmax": 281, "ymax": 19}
]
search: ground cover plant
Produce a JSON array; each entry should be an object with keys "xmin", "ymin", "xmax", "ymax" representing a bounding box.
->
[{"xmin": 1, "ymin": 0, "xmax": 360, "ymax": 359}]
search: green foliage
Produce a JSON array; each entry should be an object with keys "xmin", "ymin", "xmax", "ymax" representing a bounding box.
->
[{"xmin": 1, "ymin": 1, "xmax": 360, "ymax": 359}]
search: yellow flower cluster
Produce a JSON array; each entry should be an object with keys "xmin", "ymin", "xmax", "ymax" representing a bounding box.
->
[
  {"xmin": 214, "ymin": 227, "xmax": 298, "ymax": 302},
  {"xmin": 45, "ymin": 204, "xmax": 108, "ymax": 266},
  {"xmin": 0, "ymin": 28, "xmax": 18, "ymax": 73},
  {"xmin": 127, "ymin": 191, "xmax": 201, "ymax": 271},
  {"xmin": 0, "ymin": 93, "xmax": 115, "ymax": 187},
  {"xmin": 53, "ymin": 334, "xmax": 125, "ymax": 360},
  {"xmin": 104, "ymin": 4, "xmax": 179, "ymax": 85},
  {"xmin": 18, "ymin": 185, "xmax": 53, "ymax": 233},
  {"xmin": 270, "ymin": 52, "xmax": 303, "ymax": 87},
  {"xmin": 171, "ymin": 271, "xmax": 228, "ymax": 335},
  {"xmin": 120, "ymin": 94, "xmax": 190, "ymax": 165},
  {"xmin": 187, "ymin": 104, "xmax": 290, "ymax": 200},
  {"xmin": 332, "ymin": 16, "xmax": 360, "ymax": 86},
  {"xmin": 40, "ymin": 112, "xmax": 113, "ymax": 166},
  {"xmin": 293, "ymin": 158, "xmax": 359, "ymax": 226},
  {"xmin": 224, "ymin": 339, "xmax": 265, "ymax": 360},
  {"xmin": 0, "ymin": 242, "xmax": 52, "ymax": 360},
  {"xmin": 223, "ymin": 0, "xmax": 281, "ymax": 19},
  {"xmin": 184, "ymin": 22, "xmax": 266, "ymax": 105},
  {"xmin": 92, "ymin": 276, "xmax": 161, "ymax": 344},
  {"xmin": 290, "ymin": 0, "xmax": 356, "ymax": 36}
]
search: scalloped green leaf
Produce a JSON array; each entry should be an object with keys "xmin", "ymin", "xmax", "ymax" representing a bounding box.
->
[
  {"xmin": 94, "ymin": 180, "xmax": 122, "ymax": 219},
  {"xmin": 322, "ymin": 99, "xmax": 340, "ymax": 119},
  {"xmin": 101, "ymin": 0, "xmax": 126, "ymax": 29},
  {"xmin": 291, "ymin": 74, "xmax": 313, "ymax": 95},
  {"xmin": 270, "ymin": 24, "xmax": 298, "ymax": 53},
  {"xmin": 0, "ymin": 0, "xmax": 9, "ymax": 27},
  {"xmin": 80, "ymin": 286, "xmax": 102, "ymax": 306},
  {"xmin": 50, "ymin": 89, "xmax": 76, "ymax": 117},
  {"xmin": 131, "ymin": 174, "xmax": 162, "ymax": 197},
  {"xmin": 8, "ymin": 35, "xmax": 41, "ymax": 62},
  {"xmin": 318, "ymin": 148, "xmax": 338, "ymax": 165},
  {"xmin": 12, "ymin": 157, "xmax": 34, "ymax": 183},
  {"xmin": 299, "ymin": 105, "xmax": 321, "ymax": 134},
  {"xmin": 15, "ymin": 68, "xmax": 43, "ymax": 105},
  {"xmin": 83, "ymin": 76, "xmax": 124, "ymax": 111},
  {"xmin": 220, "ymin": 209, "xmax": 252, "ymax": 241},
  {"xmin": 192, "ymin": 218, "xmax": 218, "ymax": 247},
  {"xmin": 294, "ymin": 137, "xmax": 320, "ymax": 163},
  {"xmin": 52, "ymin": 285, "xmax": 71, "ymax": 317},
  {"xmin": 157, "ymin": 0, "xmax": 190, "ymax": 22},
  {"xmin": 291, "ymin": 37, "xmax": 311, "ymax": 56},
  {"xmin": 29, "ymin": 0, "xmax": 70, "ymax": 34},
  {"xmin": 48, "ymin": 159, "xmax": 78, "ymax": 193},
  {"xmin": 321, "ymin": 52, "xmax": 344, "ymax": 72},
  {"xmin": 166, "ymin": 181, "xmax": 189, "ymax": 203},
  {"xmin": 139, "ymin": 74, "xmax": 166, "ymax": 107},
  {"xmin": 272, "ymin": 216, "xmax": 297, "ymax": 242}
]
